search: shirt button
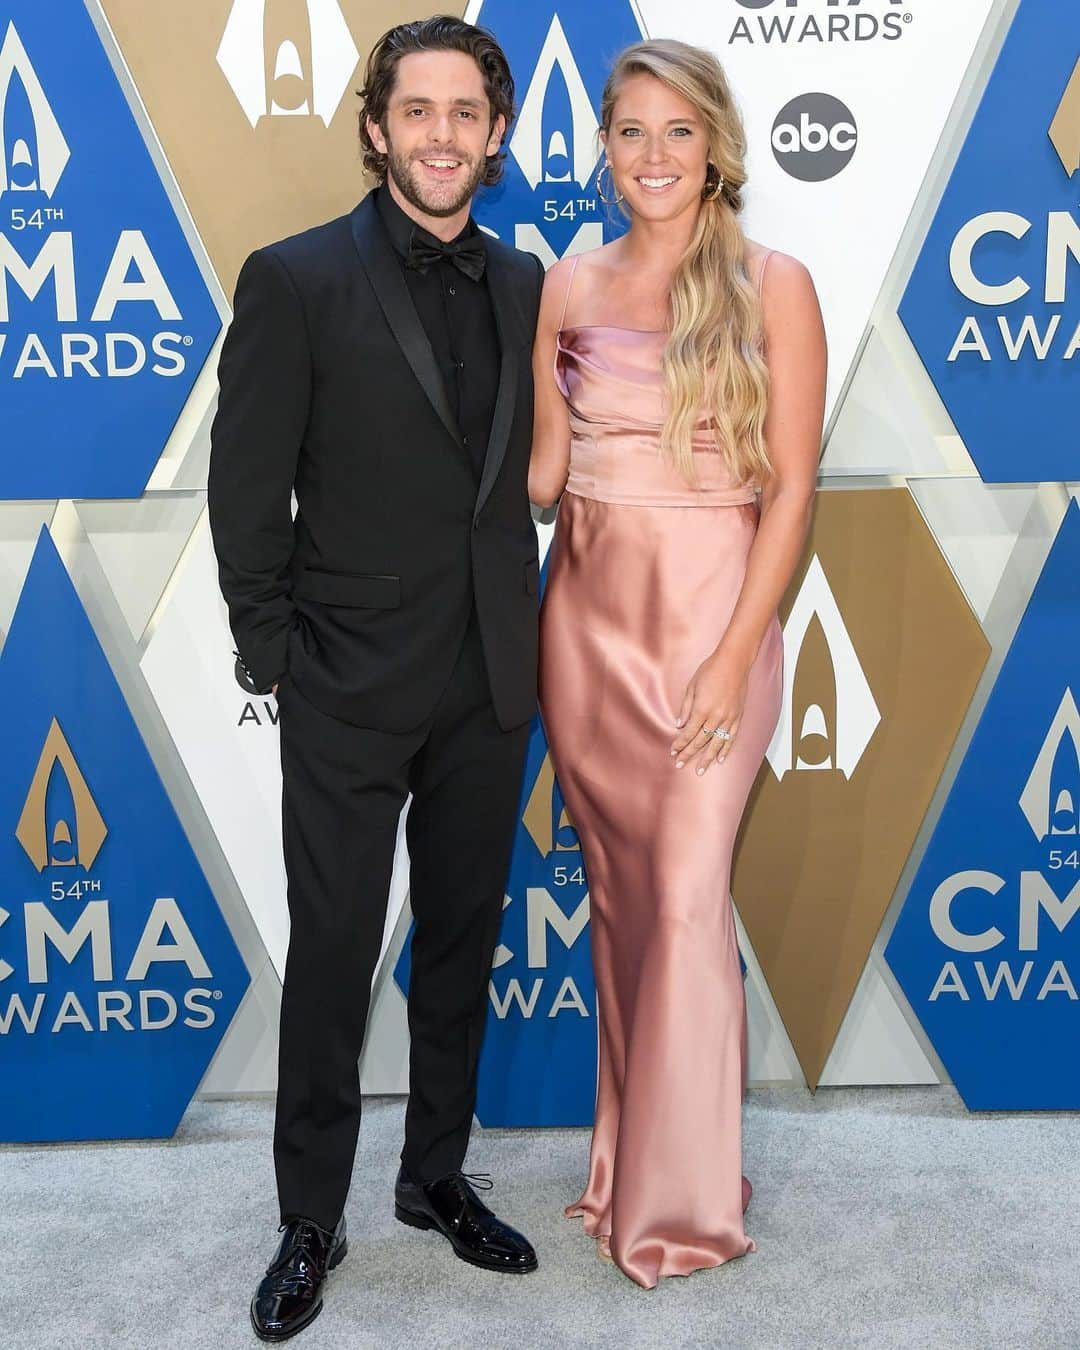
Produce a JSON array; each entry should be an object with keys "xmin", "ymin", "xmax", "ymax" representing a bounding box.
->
[
  {"xmin": 458, "ymin": 360, "xmax": 465, "ymax": 369},
  {"xmin": 463, "ymin": 435, "xmax": 469, "ymax": 445},
  {"xmin": 449, "ymin": 285, "xmax": 456, "ymax": 296}
]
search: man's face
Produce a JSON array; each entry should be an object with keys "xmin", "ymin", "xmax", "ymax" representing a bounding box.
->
[{"xmin": 367, "ymin": 50, "xmax": 506, "ymax": 219}]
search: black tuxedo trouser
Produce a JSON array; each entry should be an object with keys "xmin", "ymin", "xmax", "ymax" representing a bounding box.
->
[{"xmin": 272, "ymin": 613, "xmax": 529, "ymax": 1230}]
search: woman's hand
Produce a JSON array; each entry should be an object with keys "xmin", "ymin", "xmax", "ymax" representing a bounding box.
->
[
  {"xmin": 665, "ymin": 252, "xmax": 824, "ymax": 780},
  {"xmin": 670, "ymin": 646, "xmax": 751, "ymax": 775}
]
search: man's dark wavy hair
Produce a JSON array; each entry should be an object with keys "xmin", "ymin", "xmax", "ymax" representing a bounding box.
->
[{"xmin": 358, "ymin": 16, "xmax": 516, "ymax": 188}]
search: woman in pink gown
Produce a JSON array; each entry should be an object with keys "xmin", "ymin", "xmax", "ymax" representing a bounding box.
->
[{"xmin": 529, "ymin": 41, "xmax": 826, "ymax": 1289}]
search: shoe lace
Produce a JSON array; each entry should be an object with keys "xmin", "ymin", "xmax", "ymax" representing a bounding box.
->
[
  {"xmin": 460, "ymin": 1171, "xmax": 494, "ymax": 1193},
  {"xmin": 267, "ymin": 1218, "xmax": 337, "ymax": 1281},
  {"xmin": 276, "ymin": 1217, "xmax": 339, "ymax": 1240}
]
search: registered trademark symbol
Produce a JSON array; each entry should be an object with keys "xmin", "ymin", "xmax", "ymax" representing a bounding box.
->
[
  {"xmin": 903, "ymin": 11, "xmax": 912, "ymax": 20},
  {"xmin": 182, "ymin": 335, "xmax": 193, "ymax": 346},
  {"xmin": 212, "ymin": 989, "xmax": 222, "ymax": 1000}
]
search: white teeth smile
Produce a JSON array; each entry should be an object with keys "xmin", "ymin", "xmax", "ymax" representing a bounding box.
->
[
  {"xmin": 423, "ymin": 159, "xmax": 459, "ymax": 169},
  {"xmin": 638, "ymin": 176, "xmax": 678, "ymax": 188}
]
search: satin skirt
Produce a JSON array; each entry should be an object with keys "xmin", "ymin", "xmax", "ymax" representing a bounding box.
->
[{"xmin": 538, "ymin": 491, "xmax": 783, "ymax": 1289}]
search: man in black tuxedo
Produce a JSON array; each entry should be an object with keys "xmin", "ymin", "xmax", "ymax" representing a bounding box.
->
[{"xmin": 208, "ymin": 18, "xmax": 543, "ymax": 1341}]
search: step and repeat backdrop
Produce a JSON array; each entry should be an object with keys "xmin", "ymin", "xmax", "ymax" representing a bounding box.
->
[{"xmin": 0, "ymin": 0, "xmax": 1076, "ymax": 1140}]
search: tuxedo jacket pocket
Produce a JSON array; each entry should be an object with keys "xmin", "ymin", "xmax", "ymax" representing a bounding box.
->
[{"xmin": 293, "ymin": 568, "xmax": 401, "ymax": 608}]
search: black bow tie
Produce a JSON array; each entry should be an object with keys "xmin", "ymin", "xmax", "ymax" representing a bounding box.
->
[{"xmin": 406, "ymin": 230, "xmax": 486, "ymax": 282}]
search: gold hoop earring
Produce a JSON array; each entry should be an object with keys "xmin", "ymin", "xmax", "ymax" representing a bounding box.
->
[
  {"xmin": 702, "ymin": 166, "xmax": 726, "ymax": 202},
  {"xmin": 596, "ymin": 163, "xmax": 624, "ymax": 206}
]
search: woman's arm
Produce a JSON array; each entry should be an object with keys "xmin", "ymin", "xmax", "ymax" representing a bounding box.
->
[
  {"xmin": 671, "ymin": 252, "xmax": 827, "ymax": 772},
  {"xmin": 718, "ymin": 253, "xmax": 826, "ymax": 666},
  {"xmin": 528, "ymin": 258, "xmax": 574, "ymax": 509}
]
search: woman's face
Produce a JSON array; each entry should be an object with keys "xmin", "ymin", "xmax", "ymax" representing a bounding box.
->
[{"xmin": 603, "ymin": 72, "xmax": 711, "ymax": 225}]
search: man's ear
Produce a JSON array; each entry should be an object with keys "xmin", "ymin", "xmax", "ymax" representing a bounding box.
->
[
  {"xmin": 486, "ymin": 112, "xmax": 507, "ymax": 158},
  {"xmin": 366, "ymin": 115, "xmax": 388, "ymax": 156}
]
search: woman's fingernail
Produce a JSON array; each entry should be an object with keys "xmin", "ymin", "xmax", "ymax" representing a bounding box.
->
[
  {"xmin": 675, "ymin": 760, "xmax": 684, "ymax": 769},
  {"xmin": 697, "ymin": 766, "xmax": 705, "ymax": 776},
  {"xmin": 675, "ymin": 718, "xmax": 684, "ymax": 728}
]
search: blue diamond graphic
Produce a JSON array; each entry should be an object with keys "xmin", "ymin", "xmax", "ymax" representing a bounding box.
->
[
  {"xmin": 886, "ymin": 500, "xmax": 1080, "ymax": 1109},
  {"xmin": 899, "ymin": 0, "xmax": 1079, "ymax": 483},
  {"xmin": 467, "ymin": 0, "xmax": 644, "ymax": 261},
  {"xmin": 0, "ymin": 528, "xmax": 249, "ymax": 1141},
  {"xmin": 0, "ymin": 3, "xmax": 221, "ymax": 498}
]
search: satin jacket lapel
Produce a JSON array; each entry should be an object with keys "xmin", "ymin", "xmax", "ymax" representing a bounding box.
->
[
  {"xmin": 349, "ymin": 197, "xmax": 463, "ymax": 450},
  {"xmin": 474, "ymin": 245, "xmax": 521, "ymax": 522}
]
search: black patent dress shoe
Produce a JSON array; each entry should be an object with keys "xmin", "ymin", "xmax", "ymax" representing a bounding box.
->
[
  {"xmin": 394, "ymin": 1167, "xmax": 538, "ymax": 1273},
  {"xmin": 250, "ymin": 1215, "xmax": 347, "ymax": 1342}
]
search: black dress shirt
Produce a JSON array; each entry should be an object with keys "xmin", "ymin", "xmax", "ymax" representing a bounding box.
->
[{"xmin": 376, "ymin": 186, "xmax": 499, "ymax": 479}]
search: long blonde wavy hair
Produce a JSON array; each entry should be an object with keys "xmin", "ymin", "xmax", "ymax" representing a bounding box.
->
[{"xmin": 600, "ymin": 40, "xmax": 770, "ymax": 485}]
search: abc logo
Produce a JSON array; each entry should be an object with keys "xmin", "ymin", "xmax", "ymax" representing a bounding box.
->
[{"xmin": 772, "ymin": 93, "xmax": 858, "ymax": 182}]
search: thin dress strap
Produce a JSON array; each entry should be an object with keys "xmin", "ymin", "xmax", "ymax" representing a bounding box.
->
[
  {"xmin": 558, "ymin": 253, "xmax": 582, "ymax": 332},
  {"xmin": 755, "ymin": 248, "xmax": 776, "ymax": 297}
]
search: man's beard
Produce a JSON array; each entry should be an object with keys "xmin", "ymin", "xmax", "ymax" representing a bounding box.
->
[{"xmin": 384, "ymin": 137, "xmax": 487, "ymax": 219}]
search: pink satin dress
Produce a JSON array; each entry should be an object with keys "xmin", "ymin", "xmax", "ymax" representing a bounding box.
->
[{"xmin": 538, "ymin": 254, "xmax": 783, "ymax": 1289}]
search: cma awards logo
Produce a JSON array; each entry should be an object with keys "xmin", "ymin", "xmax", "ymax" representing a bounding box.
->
[
  {"xmin": 0, "ymin": 22, "xmax": 68, "ymax": 199},
  {"xmin": 474, "ymin": 725, "xmax": 598, "ymax": 1127},
  {"xmin": 923, "ymin": 691, "xmax": 1080, "ymax": 1009},
  {"xmin": 0, "ymin": 1, "xmax": 220, "ymax": 499},
  {"xmin": 1019, "ymin": 689, "xmax": 1080, "ymax": 843},
  {"xmin": 729, "ymin": 0, "xmax": 913, "ymax": 46},
  {"xmin": 509, "ymin": 16, "xmax": 597, "ymax": 198},
  {"xmin": 465, "ymin": 0, "xmax": 645, "ymax": 264},
  {"xmin": 898, "ymin": 5, "xmax": 1078, "ymax": 484},
  {"xmin": 943, "ymin": 67, "xmax": 1079, "ymax": 368},
  {"xmin": 14, "ymin": 718, "xmax": 106, "ymax": 872},
  {"xmin": 395, "ymin": 682, "xmax": 598, "ymax": 1125},
  {"xmin": 2, "ymin": 720, "xmax": 217, "ymax": 1034},
  {"xmin": 216, "ymin": 0, "xmax": 360, "ymax": 128},
  {"xmin": 885, "ymin": 502, "xmax": 1080, "ymax": 1109},
  {"xmin": 0, "ymin": 529, "xmax": 247, "ymax": 1142},
  {"xmin": 766, "ymin": 555, "xmax": 879, "ymax": 780},
  {"xmin": 0, "ymin": 24, "xmax": 198, "ymax": 378},
  {"xmin": 1049, "ymin": 57, "xmax": 1080, "ymax": 180},
  {"xmin": 488, "ymin": 750, "xmax": 590, "ymax": 1021}
]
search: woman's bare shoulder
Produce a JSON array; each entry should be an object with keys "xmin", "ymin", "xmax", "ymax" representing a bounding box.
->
[
  {"xmin": 745, "ymin": 238, "xmax": 815, "ymax": 292},
  {"xmin": 542, "ymin": 242, "xmax": 615, "ymax": 289}
]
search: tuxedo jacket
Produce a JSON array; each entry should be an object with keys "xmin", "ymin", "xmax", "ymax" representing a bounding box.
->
[{"xmin": 208, "ymin": 193, "xmax": 545, "ymax": 733}]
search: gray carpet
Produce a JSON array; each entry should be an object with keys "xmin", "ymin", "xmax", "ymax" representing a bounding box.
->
[{"xmin": 3, "ymin": 1087, "xmax": 1075, "ymax": 1350}]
